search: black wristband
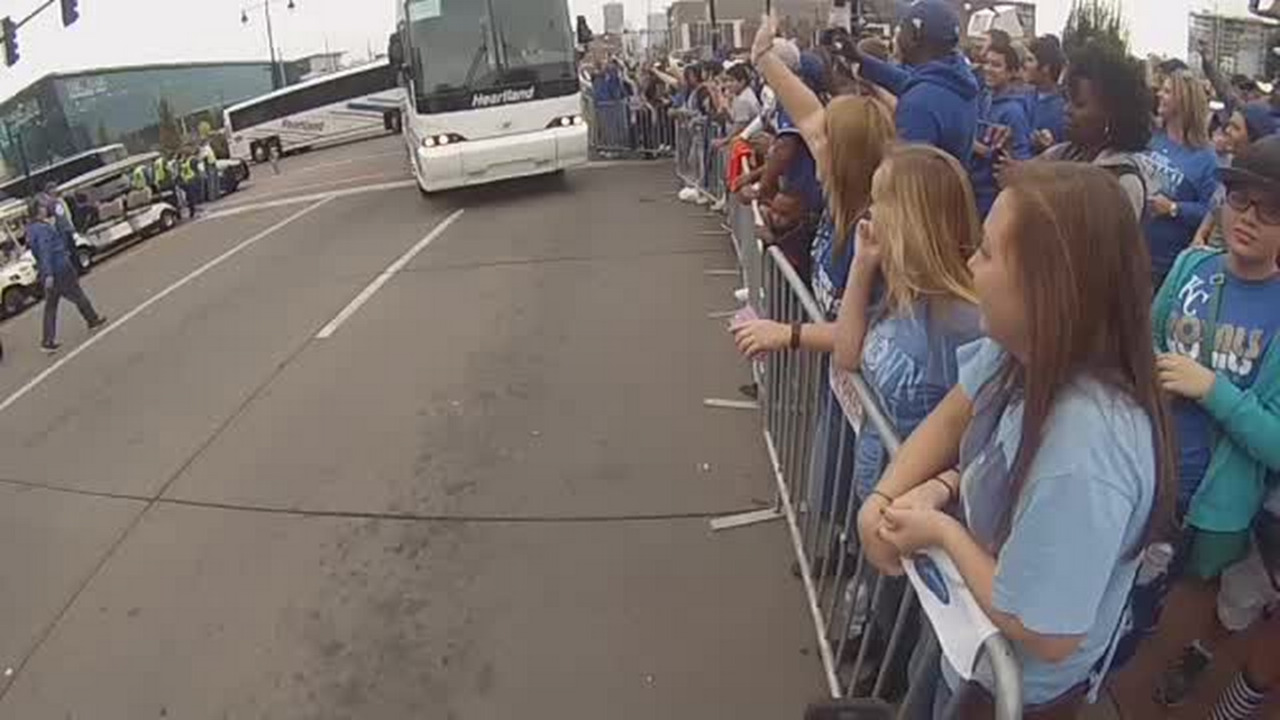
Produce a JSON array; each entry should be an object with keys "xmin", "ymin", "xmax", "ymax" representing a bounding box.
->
[
  {"xmin": 930, "ymin": 475, "xmax": 959, "ymax": 505},
  {"xmin": 790, "ymin": 322, "xmax": 802, "ymax": 351}
]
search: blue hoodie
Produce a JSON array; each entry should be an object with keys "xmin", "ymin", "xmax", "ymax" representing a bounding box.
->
[
  {"xmin": 971, "ymin": 90, "xmax": 1033, "ymax": 218},
  {"xmin": 859, "ymin": 51, "xmax": 980, "ymax": 168},
  {"xmin": 1031, "ymin": 89, "xmax": 1067, "ymax": 146}
]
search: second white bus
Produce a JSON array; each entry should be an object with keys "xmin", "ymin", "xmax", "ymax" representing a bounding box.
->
[{"xmin": 224, "ymin": 62, "xmax": 406, "ymax": 163}]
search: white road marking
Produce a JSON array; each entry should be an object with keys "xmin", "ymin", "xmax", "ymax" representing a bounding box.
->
[
  {"xmin": 222, "ymin": 171, "xmax": 406, "ymax": 208},
  {"xmin": 703, "ymin": 398, "xmax": 760, "ymax": 411},
  {"xmin": 201, "ymin": 179, "xmax": 418, "ymax": 220},
  {"xmin": 0, "ymin": 198, "xmax": 337, "ymax": 416},
  {"xmin": 316, "ymin": 208, "xmax": 465, "ymax": 340}
]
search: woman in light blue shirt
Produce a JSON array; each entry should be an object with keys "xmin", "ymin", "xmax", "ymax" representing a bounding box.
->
[{"xmin": 856, "ymin": 161, "xmax": 1176, "ymax": 713}]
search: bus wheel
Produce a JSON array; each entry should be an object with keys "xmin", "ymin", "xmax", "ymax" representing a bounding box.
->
[
  {"xmin": 75, "ymin": 246, "xmax": 94, "ymax": 274},
  {"xmin": 2, "ymin": 287, "xmax": 25, "ymax": 317},
  {"xmin": 387, "ymin": 112, "xmax": 402, "ymax": 133},
  {"xmin": 251, "ymin": 143, "xmax": 267, "ymax": 163}
]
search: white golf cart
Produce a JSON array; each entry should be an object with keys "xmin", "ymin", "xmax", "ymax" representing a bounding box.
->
[
  {"xmin": 0, "ymin": 198, "xmax": 98, "ymax": 318},
  {"xmin": 57, "ymin": 152, "xmax": 181, "ymax": 269}
]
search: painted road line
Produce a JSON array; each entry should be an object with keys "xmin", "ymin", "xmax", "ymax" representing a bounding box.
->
[
  {"xmin": 0, "ymin": 197, "xmax": 337, "ymax": 417},
  {"xmin": 316, "ymin": 208, "xmax": 465, "ymax": 340},
  {"xmin": 201, "ymin": 179, "xmax": 418, "ymax": 220},
  {"xmin": 219, "ymin": 171, "xmax": 406, "ymax": 209},
  {"xmin": 703, "ymin": 398, "xmax": 760, "ymax": 411}
]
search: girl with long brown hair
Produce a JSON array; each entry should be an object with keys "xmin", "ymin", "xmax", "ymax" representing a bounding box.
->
[{"xmin": 856, "ymin": 161, "xmax": 1176, "ymax": 714}]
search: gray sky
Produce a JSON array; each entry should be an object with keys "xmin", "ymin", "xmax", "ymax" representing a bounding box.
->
[{"xmin": 0, "ymin": 0, "xmax": 1260, "ymax": 104}]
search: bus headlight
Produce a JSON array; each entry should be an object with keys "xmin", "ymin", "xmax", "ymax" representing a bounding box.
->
[
  {"xmin": 547, "ymin": 115, "xmax": 584, "ymax": 129},
  {"xmin": 423, "ymin": 133, "xmax": 464, "ymax": 148}
]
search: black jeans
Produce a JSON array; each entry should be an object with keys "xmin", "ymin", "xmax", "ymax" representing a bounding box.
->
[{"xmin": 43, "ymin": 270, "xmax": 100, "ymax": 347}]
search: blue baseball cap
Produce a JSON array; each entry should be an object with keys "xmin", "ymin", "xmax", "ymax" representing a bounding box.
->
[
  {"xmin": 898, "ymin": 0, "xmax": 962, "ymax": 47},
  {"xmin": 1239, "ymin": 102, "xmax": 1278, "ymax": 142}
]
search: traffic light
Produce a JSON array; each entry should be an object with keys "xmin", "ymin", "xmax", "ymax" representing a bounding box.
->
[
  {"xmin": 61, "ymin": 0, "xmax": 80, "ymax": 27},
  {"xmin": 2, "ymin": 17, "xmax": 17, "ymax": 67}
]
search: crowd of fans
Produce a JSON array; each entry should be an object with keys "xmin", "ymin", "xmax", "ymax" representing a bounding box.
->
[{"xmin": 680, "ymin": 0, "xmax": 1280, "ymax": 716}]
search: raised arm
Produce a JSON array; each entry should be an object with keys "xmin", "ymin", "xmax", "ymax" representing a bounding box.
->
[
  {"xmin": 750, "ymin": 14, "xmax": 828, "ymax": 170},
  {"xmin": 857, "ymin": 53, "xmax": 912, "ymax": 97},
  {"xmin": 832, "ymin": 219, "xmax": 880, "ymax": 371}
]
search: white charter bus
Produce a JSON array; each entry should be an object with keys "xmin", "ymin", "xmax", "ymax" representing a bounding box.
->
[
  {"xmin": 389, "ymin": 0, "xmax": 588, "ymax": 192},
  {"xmin": 223, "ymin": 63, "xmax": 405, "ymax": 163}
]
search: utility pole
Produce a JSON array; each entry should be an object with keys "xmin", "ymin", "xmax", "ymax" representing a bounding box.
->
[
  {"xmin": 264, "ymin": 2, "xmax": 280, "ymax": 89},
  {"xmin": 708, "ymin": 0, "xmax": 718, "ymax": 57}
]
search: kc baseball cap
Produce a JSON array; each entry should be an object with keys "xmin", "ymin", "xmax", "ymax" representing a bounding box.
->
[
  {"xmin": 1221, "ymin": 134, "xmax": 1280, "ymax": 190},
  {"xmin": 899, "ymin": 0, "xmax": 962, "ymax": 47}
]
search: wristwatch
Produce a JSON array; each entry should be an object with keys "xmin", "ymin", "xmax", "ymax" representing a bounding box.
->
[{"xmin": 1170, "ymin": 202, "xmax": 1180, "ymax": 218}]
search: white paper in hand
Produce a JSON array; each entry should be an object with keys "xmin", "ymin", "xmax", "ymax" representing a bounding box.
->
[{"xmin": 903, "ymin": 548, "xmax": 999, "ymax": 680}]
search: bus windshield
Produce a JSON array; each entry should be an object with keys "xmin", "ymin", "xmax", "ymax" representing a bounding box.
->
[{"xmin": 406, "ymin": 0, "xmax": 575, "ymax": 111}]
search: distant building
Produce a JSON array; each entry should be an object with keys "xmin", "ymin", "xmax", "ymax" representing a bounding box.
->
[
  {"xmin": 647, "ymin": 12, "xmax": 669, "ymax": 51},
  {"xmin": 293, "ymin": 51, "xmax": 346, "ymax": 82},
  {"xmin": 0, "ymin": 61, "xmax": 277, "ymax": 185},
  {"xmin": 604, "ymin": 2, "xmax": 626, "ymax": 35},
  {"xmin": 666, "ymin": 0, "xmax": 829, "ymax": 55},
  {"xmin": 1189, "ymin": 11, "xmax": 1280, "ymax": 80}
]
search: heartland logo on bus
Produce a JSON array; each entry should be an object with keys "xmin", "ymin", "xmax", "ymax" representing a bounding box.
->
[
  {"xmin": 282, "ymin": 118, "xmax": 325, "ymax": 132},
  {"xmin": 471, "ymin": 86, "xmax": 537, "ymax": 109}
]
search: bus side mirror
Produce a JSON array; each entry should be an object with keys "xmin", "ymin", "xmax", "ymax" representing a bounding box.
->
[{"xmin": 388, "ymin": 32, "xmax": 406, "ymax": 70}]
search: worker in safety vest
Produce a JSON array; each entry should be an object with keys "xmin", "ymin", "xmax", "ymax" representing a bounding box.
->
[
  {"xmin": 180, "ymin": 151, "xmax": 202, "ymax": 217},
  {"xmin": 152, "ymin": 155, "xmax": 170, "ymax": 191},
  {"xmin": 131, "ymin": 164, "xmax": 151, "ymax": 193},
  {"xmin": 199, "ymin": 140, "xmax": 221, "ymax": 203}
]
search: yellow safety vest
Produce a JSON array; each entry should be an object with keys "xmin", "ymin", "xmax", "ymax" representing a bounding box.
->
[
  {"xmin": 153, "ymin": 157, "xmax": 169, "ymax": 186},
  {"xmin": 180, "ymin": 157, "xmax": 197, "ymax": 183},
  {"xmin": 132, "ymin": 165, "xmax": 149, "ymax": 190}
]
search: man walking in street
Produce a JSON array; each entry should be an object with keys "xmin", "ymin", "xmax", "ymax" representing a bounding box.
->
[
  {"xmin": 25, "ymin": 199, "xmax": 106, "ymax": 354},
  {"xmin": 36, "ymin": 182, "xmax": 79, "ymax": 264}
]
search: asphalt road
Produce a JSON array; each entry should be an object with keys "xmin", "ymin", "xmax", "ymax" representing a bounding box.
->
[{"xmin": 0, "ymin": 136, "xmax": 822, "ymax": 719}]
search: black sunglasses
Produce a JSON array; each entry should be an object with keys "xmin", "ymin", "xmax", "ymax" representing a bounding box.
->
[{"xmin": 1225, "ymin": 187, "xmax": 1280, "ymax": 225}]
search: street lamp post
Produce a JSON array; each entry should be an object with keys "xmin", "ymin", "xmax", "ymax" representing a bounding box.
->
[{"xmin": 242, "ymin": 0, "xmax": 297, "ymax": 90}]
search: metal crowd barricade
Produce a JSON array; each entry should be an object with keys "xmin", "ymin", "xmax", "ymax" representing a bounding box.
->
[
  {"xmin": 674, "ymin": 114, "xmax": 698, "ymax": 185},
  {"xmin": 589, "ymin": 99, "xmax": 635, "ymax": 157},
  {"xmin": 671, "ymin": 115, "xmax": 732, "ymax": 209},
  {"xmin": 587, "ymin": 96, "xmax": 675, "ymax": 159},
  {"xmin": 753, "ymin": 245, "xmax": 1023, "ymax": 719}
]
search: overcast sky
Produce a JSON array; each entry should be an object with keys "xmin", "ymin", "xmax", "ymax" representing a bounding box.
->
[{"xmin": 0, "ymin": 0, "xmax": 1260, "ymax": 104}]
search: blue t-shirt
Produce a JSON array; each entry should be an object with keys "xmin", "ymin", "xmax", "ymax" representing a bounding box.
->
[
  {"xmin": 948, "ymin": 339, "xmax": 1156, "ymax": 705},
  {"xmin": 810, "ymin": 213, "xmax": 856, "ymax": 319},
  {"xmin": 1165, "ymin": 256, "xmax": 1280, "ymax": 508},
  {"xmin": 1139, "ymin": 133, "xmax": 1221, "ymax": 281},
  {"xmin": 852, "ymin": 300, "xmax": 984, "ymax": 499},
  {"xmin": 776, "ymin": 108, "xmax": 824, "ymax": 214}
]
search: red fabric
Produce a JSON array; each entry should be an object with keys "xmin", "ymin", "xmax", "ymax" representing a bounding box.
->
[{"xmin": 727, "ymin": 138, "xmax": 754, "ymax": 190}]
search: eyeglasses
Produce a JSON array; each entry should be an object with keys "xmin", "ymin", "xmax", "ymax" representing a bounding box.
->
[{"xmin": 1225, "ymin": 188, "xmax": 1280, "ymax": 225}]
